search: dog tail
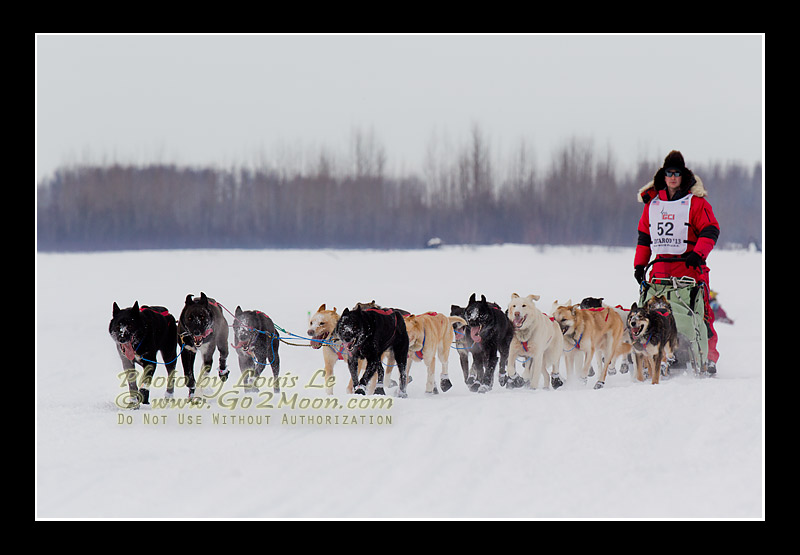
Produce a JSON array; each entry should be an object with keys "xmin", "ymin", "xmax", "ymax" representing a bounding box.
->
[{"xmin": 448, "ymin": 316, "xmax": 467, "ymax": 328}]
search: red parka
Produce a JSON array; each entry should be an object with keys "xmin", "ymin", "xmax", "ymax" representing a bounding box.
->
[{"xmin": 634, "ymin": 173, "xmax": 720, "ymax": 283}]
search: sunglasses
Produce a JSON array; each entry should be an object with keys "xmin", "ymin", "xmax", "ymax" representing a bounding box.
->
[{"xmin": 664, "ymin": 169, "xmax": 682, "ymax": 177}]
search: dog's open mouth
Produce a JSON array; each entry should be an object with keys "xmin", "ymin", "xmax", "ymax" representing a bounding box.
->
[
  {"xmin": 231, "ymin": 339, "xmax": 250, "ymax": 352},
  {"xmin": 120, "ymin": 341, "xmax": 136, "ymax": 361},
  {"xmin": 193, "ymin": 328, "xmax": 213, "ymax": 347},
  {"xmin": 630, "ymin": 324, "xmax": 643, "ymax": 337},
  {"xmin": 309, "ymin": 331, "xmax": 328, "ymax": 349},
  {"xmin": 470, "ymin": 325, "xmax": 482, "ymax": 343},
  {"xmin": 513, "ymin": 314, "xmax": 527, "ymax": 328}
]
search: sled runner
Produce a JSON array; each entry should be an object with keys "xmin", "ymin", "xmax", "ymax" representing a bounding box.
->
[{"xmin": 638, "ymin": 257, "xmax": 709, "ymax": 375}]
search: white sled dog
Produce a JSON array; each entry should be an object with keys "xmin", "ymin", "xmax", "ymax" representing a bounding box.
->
[
  {"xmin": 505, "ymin": 294, "xmax": 563, "ymax": 389},
  {"xmin": 404, "ymin": 312, "xmax": 467, "ymax": 394}
]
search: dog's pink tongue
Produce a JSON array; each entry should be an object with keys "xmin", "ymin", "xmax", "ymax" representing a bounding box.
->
[
  {"xmin": 121, "ymin": 342, "xmax": 136, "ymax": 361},
  {"xmin": 470, "ymin": 326, "xmax": 482, "ymax": 343}
]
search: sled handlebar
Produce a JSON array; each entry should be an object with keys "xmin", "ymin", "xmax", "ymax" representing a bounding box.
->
[{"xmin": 640, "ymin": 256, "xmax": 706, "ymax": 286}]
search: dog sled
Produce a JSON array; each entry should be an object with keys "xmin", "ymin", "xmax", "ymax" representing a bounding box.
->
[{"xmin": 638, "ymin": 257, "xmax": 710, "ymax": 376}]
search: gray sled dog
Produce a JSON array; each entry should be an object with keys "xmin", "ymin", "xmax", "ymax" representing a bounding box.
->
[{"xmin": 232, "ymin": 306, "xmax": 281, "ymax": 393}]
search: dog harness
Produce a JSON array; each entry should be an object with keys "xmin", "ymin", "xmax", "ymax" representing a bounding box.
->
[
  {"xmin": 414, "ymin": 332, "xmax": 426, "ymax": 360},
  {"xmin": 580, "ymin": 306, "xmax": 611, "ymax": 321},
  {"xmin": 563, "ymin": 332, "xmax": 583, "ymax": 352},
  {"xmin": 140, "ymin": 306, "xmax": 171, "ymax": 317},
  {"xmin": 328, "ymin": 343, "xmax": 346, "ymax": 360}
]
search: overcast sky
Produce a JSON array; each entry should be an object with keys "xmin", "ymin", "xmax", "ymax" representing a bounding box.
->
[{"xmin": 35, "ymin": 34, "xmax": 763, "ymax": 182}]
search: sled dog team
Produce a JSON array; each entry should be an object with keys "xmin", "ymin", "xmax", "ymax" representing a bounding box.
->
[{"xmin": 109, "ymin": 291, "xmax": 679, "ymax": 406}]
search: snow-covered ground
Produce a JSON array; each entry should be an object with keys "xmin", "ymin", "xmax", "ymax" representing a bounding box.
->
[{"xmin": 35, "ymin": 245, "xmax": 763, "ymax": 518}]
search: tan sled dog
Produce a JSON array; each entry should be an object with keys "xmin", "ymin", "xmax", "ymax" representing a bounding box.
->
[
  {"xmin": 506, "ymin": 294, "xmax": 563, "ymax": 389},
  {"xmin": 404, "ymin": 312, "xmax": 467, "ymax": 394},
  {"xmin": 307, "ymin": 304, "xmax": 347, "ymax": 395},
  {"xmin": 551, "ymin": 300, "xmax": 627, "ymax": 389}
]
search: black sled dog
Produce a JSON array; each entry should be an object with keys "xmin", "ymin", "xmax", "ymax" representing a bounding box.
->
[
  {"xmin": 178, "ymin": 293, "xmax": 229, "ymax": 399},
  {"xmin": 109, "ymin": 301, "xmax": 178, "ymax": 407},
  {"xmin": 335, "ymin": 306, "xmax": 410, "ymax": 398},
  {"xmin": 464, "ymin": 293, "xmax": 514, "ymax": 393},
  {"xmin": 232, "ymin": 306, "xmax": 281, "ymax": 393}
]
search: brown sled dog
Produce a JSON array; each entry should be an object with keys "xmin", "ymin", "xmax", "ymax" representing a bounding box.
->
[
  {"xmin": 404, "ymin": 312, "xmax": 467, "ymax": 394},
  {"xmin": 551, "ymin": 301, "xmax": 627, "ymax": 389},
  {"xmin": 627, "ymin": 302, "xmax": 679, "ymax": 385}
]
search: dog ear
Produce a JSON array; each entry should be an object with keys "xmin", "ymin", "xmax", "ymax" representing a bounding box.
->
[
  {"xmin": 132, "ymin": 301, "xmax": 139, "ymax": 313},
  {"xmin": 511, "ymin": 293, "xmax": 519, "ymax": 299},
  {"xmin": 199, "ymin": 292, "xmax": 208, "ymax": 305},
  {"xmin": 469, "ymin": 293, "xmax": 476, "ymax": 304},
  {"xmin": 113, "ymin": 302, "xmax": 121, "ymax": 316},
  {"xmin": 530, "ymin": 294, "xmax": 540, "ymax": 301},
  {"xmin": 185, "ymin": 294, "xmax": 194, "ymax": 305},
  {"xmin": 235, "ymin": 306, "xmax": 243, "ymax": 317},
  {"xmin": 480, "ymin": 295, "xmax": 487, "ymax": 303},
  {"xmin": 318, "ymin": 304, "xmax": 326, "ymax": 312},
  {"xmin": 631, "ymin": 302, "xmax": 638, "ymax": 310},
  {"xmin": 342, "ymin": 307, "xmax": 350, "ymax": 316}
]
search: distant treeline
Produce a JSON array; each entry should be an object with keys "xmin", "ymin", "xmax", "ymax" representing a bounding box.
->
[{"xmin": 36, "ymin": 132, "xmax": 762, "ymax": 252}]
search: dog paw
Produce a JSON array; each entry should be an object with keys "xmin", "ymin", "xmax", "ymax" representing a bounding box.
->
[
  {"xmin": 138, "ymin": 388, "xmax": 150, "ymax": 405},
  {"xmin": 374, "ymin": 387, "xmax": 386, "ymax": 396},
  {"xmin": 550, "ymin": 374, "xmax": 564, "ymax": 390},
  {"xmin": 440, "ymin": 378, "xmax": 452, "ymax": 392},
  {"xmin": 426, "ymin": 387, "xmax": 439, "ymax": 395},
  {"xmin": 620, "ymin": 363, "xmax": 630, "ymax": 374},
  {"xmin": 498, "ymin": 372, "xmax": 508, "ymax": 387},
  {"xmin": 354, "ymin": 385, "xmax": 366, "ymax": 395},
  {"xmin": 593, "ymin": 381, "xmax": 605, "ymax": 390},
  {"xmin": 395, "ymin": 389, "xmax": 408, "ymax": 399},
  {"xmin": 218, "ymin": 368, "xmax": 230, "ymax": 382},
  {"xmin": 477, "ymin": 384, "xmax": 491, "ymax": 394}
]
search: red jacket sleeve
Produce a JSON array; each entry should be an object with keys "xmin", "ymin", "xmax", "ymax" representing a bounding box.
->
[
  {"xmin": 690, "ymin": 197, "xmax": 719, "ymax": 260},
  {"xmin": 634, "ymin": 204, "xmax": 651, "ymax": 267}
]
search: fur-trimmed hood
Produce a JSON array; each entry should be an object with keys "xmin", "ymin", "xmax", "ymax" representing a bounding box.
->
[
  {"xmin": 637, "ymin": 174, "xmax": 707, "ymax": 204},
  {"xmin": 637, "ymin": 149, "xmax": 707, "ymax": 204}
]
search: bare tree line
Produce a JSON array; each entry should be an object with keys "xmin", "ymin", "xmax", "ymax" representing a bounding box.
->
[{"xmin": 36, "ymin": 129, "xmax": 762, "ymax": 252}]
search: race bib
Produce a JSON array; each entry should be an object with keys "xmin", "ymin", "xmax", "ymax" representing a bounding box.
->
[{"xmin": 649, "ymin": 194, "xmax": 692, "ymax": 255}]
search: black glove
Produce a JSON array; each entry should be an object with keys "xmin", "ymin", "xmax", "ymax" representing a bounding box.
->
[
  {"xmin": 634, "ymin": 265, "xmax": 645, "ymax": 284},
  {"xmin": 684, "ymin": 251, "xmax": 704, "ymax": 270}
]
